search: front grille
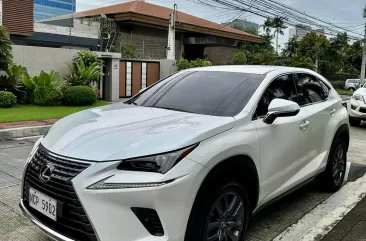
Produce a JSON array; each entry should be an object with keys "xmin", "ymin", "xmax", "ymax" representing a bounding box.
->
[
  {"xmin": 360, "ymin": 107, "xmax": 366, "ymax": 113},
  {"xmin": 23, "ymin": 145, "xmax": 97, "ymax": 241}
]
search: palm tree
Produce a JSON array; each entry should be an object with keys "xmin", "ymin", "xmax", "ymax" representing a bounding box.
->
[
  {"xmin": 262, "ymin": 17, "xmax": 273, "ymax": 36},
  {"xmin": 272, "ymin": 17, "xmax": 287, "ymax": 54}
]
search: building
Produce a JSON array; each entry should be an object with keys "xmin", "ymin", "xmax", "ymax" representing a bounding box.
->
[
  {"xmin": 1, "ymin": 0, "xmax": 34, "ymax": 35},
  {"xmin": 289, "ymin": 24, "xmax": 325, "ymax": 41},
  {"xmin": 34, "ymin": 0, "xmax": 76, "ymax": 22},
  {"xmin": 43, "ymin": 0, "xmax": 262, "ymax": 65}
]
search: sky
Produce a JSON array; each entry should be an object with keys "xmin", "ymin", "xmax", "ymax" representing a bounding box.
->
[{"xmin": 77, "ymin": 0, "xmax": 366, "ymax": 48}]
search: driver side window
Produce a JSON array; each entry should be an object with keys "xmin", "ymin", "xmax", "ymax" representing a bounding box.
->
[{"xmin": 254, "ymin": 74, "xmax": 298, "ymax": 119}]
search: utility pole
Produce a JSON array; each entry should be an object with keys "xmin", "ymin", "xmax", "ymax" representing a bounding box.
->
[
  {"xmin": 360, "ymin": 6, "xmax": 366, "ymax": 86},
  {"xmin": 166, "ymin": 4, "xmax": 177, "ymax": 60}
]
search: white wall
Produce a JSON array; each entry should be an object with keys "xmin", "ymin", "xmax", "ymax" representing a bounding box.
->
[
  {"xmin": 12, "ymin": 45, "xmax": 122, "ymax": 102},
  {"xmin": 12, "ymin": 45, "xmax": 79, "ymax": 78}
]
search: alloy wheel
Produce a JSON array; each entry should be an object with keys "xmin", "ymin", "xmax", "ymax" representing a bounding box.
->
[
  {"xmin": 332, "ymin": 144, "xmax": 346, "ymax": 185},
  {"xmin": 205, "ymin": 191, "xmax": 245, "ymax": 241}
]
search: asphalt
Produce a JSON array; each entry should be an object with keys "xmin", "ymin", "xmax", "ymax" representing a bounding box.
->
[{"xmin": 0, "ymin": 123, "xmax": 365, "ymax": 241}]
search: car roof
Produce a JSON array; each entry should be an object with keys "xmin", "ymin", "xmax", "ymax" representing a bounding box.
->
[{"xmin": 185, "ymin": 65, "xmax": 312, "ymax": 75}]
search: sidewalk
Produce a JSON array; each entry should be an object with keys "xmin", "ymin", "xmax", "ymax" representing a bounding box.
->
[
  {"xmin": 0, "ymin": 119, "xmax": 57, "ymax": 140},
  {"xmin": 322, "ymin": 196, "xmax": 366, "ymax": 241},
  {"xmin": 0, "ymin": 119, "xmax": 57, "ymax": 129}
]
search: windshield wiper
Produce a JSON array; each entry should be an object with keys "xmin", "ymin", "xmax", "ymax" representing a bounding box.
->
[{"xmin": 131, "ymin": 102, "xmax": 139, "ymax": 106}]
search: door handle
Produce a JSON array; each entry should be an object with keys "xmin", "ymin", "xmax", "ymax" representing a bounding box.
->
[
  {"xmin": 330, "ymin": 108, "xmax": 336, "ymax": 116},
  {"xmin": 299, "ymin": 120, "xmax": 310, "ymax": 131}
]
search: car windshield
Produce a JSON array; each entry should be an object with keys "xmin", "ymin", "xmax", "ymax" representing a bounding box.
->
[{"xmin": 126, "ymin": 71, "xmax": 264, "ymax": 117}]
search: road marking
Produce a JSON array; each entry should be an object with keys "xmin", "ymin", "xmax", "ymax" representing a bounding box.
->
[
  {"xmin": 273, "ymin": 169, "xmax": 366, "ymax": 241},
  {"xmin": 14, "ymin": 135, "xmax": 43, "ymax": 140},
  {"xmin": 344, "ymin": 162, "xmax": 351, "ymax": 182}
]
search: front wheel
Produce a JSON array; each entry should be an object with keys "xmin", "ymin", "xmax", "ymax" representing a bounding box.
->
[
  {"xmin": 349, "ymin": 117, "xmax": 361, "ymax": 127},
  {"xmin": 185, "ymin": 182, "xmax": 250, "ymax": 241},
  {"xmin": 320, "ymin": 139, "xmax": 347, "ymax": 192}
]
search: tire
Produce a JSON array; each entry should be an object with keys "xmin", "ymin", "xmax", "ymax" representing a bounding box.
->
[
  {"xmin": 349, "ymin": 88, "xmax": 355, "ymax": 91},
  {"xmin": 349, "ymin": 117, "xmax": 361, "ymax": 127},
  {"xmin": 320, "ymin": 139, "xmax": 347, "ymax": 192},
  {"xmin": 185, "ymin": 181, "xmax": 250, "ymax": 241}
]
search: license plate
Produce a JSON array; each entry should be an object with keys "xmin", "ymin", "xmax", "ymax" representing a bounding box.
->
[{"xmin": 29, "ymin": 187, "xmax": 57, "ymax": 221}]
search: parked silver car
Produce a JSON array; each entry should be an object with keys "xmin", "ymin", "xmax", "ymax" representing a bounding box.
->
[{"xmin": 345, "ymin": 79, "xmax": 360, "ymax": 91}]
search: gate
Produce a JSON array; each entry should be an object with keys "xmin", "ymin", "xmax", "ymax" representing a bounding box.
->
[{"xmin": 119, "ymin": 59, "xmax": 160, "ymax": 98}]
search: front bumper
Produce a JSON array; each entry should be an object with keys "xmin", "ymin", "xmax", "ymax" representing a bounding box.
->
[
  {"xmin": 20, "ymin": 150, "xmax": 209, "ymax": 241},
  {"xmin": 347, "ymin": 99, "xmax": 366, "ymax": 120},
  {"xmin": 19, "ymin": 200, "xmax": 74, "ymax": 241}
]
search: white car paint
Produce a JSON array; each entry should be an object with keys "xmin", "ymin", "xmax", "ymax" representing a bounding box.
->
[
  {"xmin": 347, "ymin": 87, "xmax": 366, "ymax": 120},
  {"xmin": 20, "ymin": 65, "xmax": 349, "ymax": 241},
  {"xmin": 344, "ymin": 79, "xmax": 360, "ymax": 90}
]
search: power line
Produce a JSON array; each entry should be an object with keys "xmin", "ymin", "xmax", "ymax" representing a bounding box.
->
[{"xmin": 190, "ymin": 0, "xmax": 363, "ymax": 40}]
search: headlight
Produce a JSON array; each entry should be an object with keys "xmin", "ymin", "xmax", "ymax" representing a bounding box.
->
[
  {"xmin": 117, "ymin": 144, "xmax": 198, "ymax": 174},
  {"xmin": 352, "ymin": 94, "xmax": 363, "ymax": 101}
]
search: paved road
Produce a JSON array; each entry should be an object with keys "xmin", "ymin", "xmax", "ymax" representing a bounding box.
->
[{"xmin": 1, "ymin": 124, "xmax": 366, "ymax": 241}]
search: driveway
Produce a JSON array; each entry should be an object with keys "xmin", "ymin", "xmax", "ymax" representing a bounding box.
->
[{"xmin": 1, "ymin": 124, "xmax": 366, "ymax": 241}]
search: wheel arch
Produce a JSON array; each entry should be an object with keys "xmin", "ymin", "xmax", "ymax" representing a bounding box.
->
[
  {"xmin": 195, "ymin": 155, "xmax": 260, "ymax": 213},
  {"xmin": 333, "ymin": 124, "xmax": 350, "ymax": 151}
]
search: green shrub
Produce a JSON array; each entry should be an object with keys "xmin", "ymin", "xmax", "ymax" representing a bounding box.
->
[
  {"xmin": 177, "ymin": 59, "xmax": 191, "ymax": 71},
  {"xmin": 45, "ymin": 90, "xmax": 63, "ymax": 106},
  {"xmin": 233, "ymin": 52, "xmax": 247, "ymax": 65},
  {"xmin": 0, "ymin": 65, "xmax": 28, "ymax": 104},
  {"xmin": 22, "ymin": 71, "xmax": 62, "ymax": 106},
  {"xmin": 330, "ymin": 81, "xmax": 345, "ymax": 89},
  {"xmin": 0, "ymin": 91, "xmax": 17, "ymax": 108},
  {"xmin": 65, "ymin": 58, "xmax": 104, "ymax": 86},
  {"xmin": 63, "ymin": 86, "xmax": 97, "ymax": 106},
  {"xmin": 177, "ymin": 59, "xmax": 212, "ymax": 71}
]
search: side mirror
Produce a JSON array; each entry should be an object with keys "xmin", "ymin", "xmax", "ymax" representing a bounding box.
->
[
  {"xmin": 263, "ymin": 99, "xmax": 300, "ymax": 124},
  {"xmin": 138, "ymin": 88, "xmax": 146, "ymax": 94}
]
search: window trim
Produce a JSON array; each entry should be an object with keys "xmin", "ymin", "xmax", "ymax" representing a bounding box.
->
[
  {"xmin": 293, "ymin": 72, "xmax": 331, "ymax": 108},
  {"xmin": 251, "ymin": 72, "xmax": 297, "ymax": 121}
]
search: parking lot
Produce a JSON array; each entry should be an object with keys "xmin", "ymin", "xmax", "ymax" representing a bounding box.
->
[{"xmin": 1, "ymin": 124, "xmax": 366, "ymax": 241}]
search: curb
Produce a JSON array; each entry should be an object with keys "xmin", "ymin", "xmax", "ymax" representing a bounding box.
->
[{"xmin": 0, "ymin": 125, "xmax": 51, "ymax": 140}]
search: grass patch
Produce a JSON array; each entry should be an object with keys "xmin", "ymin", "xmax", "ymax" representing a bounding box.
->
[
  {"xmin": 0, "ymin": 100, "xmax": 110, "ymax": 123},
  {"xmin": 336, "ymin": 88, "xmax": 353, "ymax": 96}
]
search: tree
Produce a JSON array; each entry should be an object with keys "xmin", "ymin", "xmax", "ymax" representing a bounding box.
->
[
  {"xmin": 116, "ymin": 40, "xmax": 138, "ymax": 59},
  {"xmin": 282, "ymin": 36, "xmax": 299, "ymax": 57},
  {"xmin": 261, "ymin": 17, "xmax": 287, "ymax": 54},
  {"xmin": 298, "ymin": 32, "xmax": 328, "ymax": 72},
  {"xmin": 233, "ymin": 52, "xmax": 247, "ymax": 65},
  {"xmin": 262, "ymin": 17, "xmax": 272, "ymax": 35},
  {"xmin": 0, "ymin": 26, "xmax": 13, "ymax": 71},
  {"xmin": 271, "ymin": 17, "xmax": 287, "ymax": 54},
  {"xmin": 230, "ymin": 22, "xmax": 258, "ymax": 35}
]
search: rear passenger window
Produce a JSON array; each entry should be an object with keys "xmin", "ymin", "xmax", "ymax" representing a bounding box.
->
[
  {"xmin": 348, "ymin": 79, "xmax": 354, "ymax": 83},
  {"xmin": 295, "ymin": 73, "xmax": 329, "ymax": 106},
  {"xmin": 254, "ymin": 74, "xmax": 298, "ymax": 118}
]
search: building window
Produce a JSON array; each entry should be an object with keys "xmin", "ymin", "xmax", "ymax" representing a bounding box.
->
[{"xmin": 34, "ymin": 0, "xmax": 76, "ymax": 21}]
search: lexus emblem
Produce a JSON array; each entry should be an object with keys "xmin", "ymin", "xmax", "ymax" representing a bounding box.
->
[{"xmin": 39, "ymin": 164, "xmax": 54, "ymax": 182}]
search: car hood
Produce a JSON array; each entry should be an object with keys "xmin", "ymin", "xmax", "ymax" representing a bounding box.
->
[
  {"xmin": 41, "ymin": 103, "xmax": 235, "ymax": 161},
  {"xmin": 355, "ymin": 88, "xmax": 366, "ymax": 96}
]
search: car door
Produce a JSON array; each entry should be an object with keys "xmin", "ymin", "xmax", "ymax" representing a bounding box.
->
[
  {"xmin": 294, "ymin": 73, "xmax": 337, "ymax": 174},
  {"xmin": 252, "ymin": 74, "xmax": 312, "ymax": 205}
]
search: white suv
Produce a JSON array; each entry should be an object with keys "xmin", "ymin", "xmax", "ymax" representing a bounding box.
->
[{"xmin": 20, "ymin": 66, "xmax": 349, "ymax": 241}]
